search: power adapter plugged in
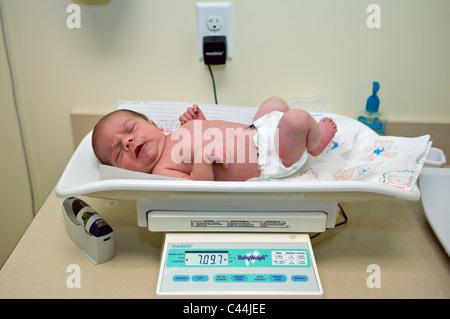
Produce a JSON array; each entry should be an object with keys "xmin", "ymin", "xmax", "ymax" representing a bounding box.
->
[
  {"xmin": 203, "ymin": 35, "xmax": 227, "ymax": 65},
  {"xmin": 203, "ymin": 35, "xmax": 226, "ymax": 104}
]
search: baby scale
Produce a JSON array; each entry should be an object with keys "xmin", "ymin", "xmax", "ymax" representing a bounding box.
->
[
  {"xmin": 137, "ymin": 199, "xmax": 339, "ymax": 298},
  {"xmin": 56, "ymin": 99, "xmax": 432, "ymax": 298}
]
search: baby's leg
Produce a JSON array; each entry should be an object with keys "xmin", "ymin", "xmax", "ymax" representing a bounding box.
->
[
  {"xmin": 253, "ymin": 96, "xmax": 290, "ymax": 121},
  {"xmin": 275, "ymin": 110, "xmax": 337, "ymax": 167}
]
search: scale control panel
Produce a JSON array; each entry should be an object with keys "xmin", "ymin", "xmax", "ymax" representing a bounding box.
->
[{"xmin": 157, "ymin": 233, "xmax": 322, "ymax": 298}]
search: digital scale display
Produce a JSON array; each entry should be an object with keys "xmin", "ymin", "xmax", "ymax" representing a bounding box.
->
[
  {"xmin": 167, "ymin": 248, "xmax": 310, "ymax": 268},
  {"xmin": 185, "ymin": 251, "xmax": 229, "ymax": 266}
]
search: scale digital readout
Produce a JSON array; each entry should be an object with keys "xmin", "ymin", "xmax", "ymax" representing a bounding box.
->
[
  {"xmin": 156, "ymin": 233, "xmax": 322, "ymax": 298},
  {"xmin": 184, "ymin": 251, "xmax": 229, "ymax": 266}
]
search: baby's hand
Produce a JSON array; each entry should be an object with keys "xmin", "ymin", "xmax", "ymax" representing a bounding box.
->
[
  {"xmin": 203, "ymin": 143, "xmax": 229, "ymax": 169},
  {"xmin": 179, "ymin": 104, "xmax": 206, "ymax": 125}
]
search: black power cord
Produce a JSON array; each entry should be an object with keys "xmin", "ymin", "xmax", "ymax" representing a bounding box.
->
[
  {"xmin": 310, "ymin": 204, "xmax": 348, "ymax": 239},
  {"xmin": 203, "ymin": 36, "xmax": 226, "ymax": 105},
  {"xmin": 207, "ymin": 64, "xmax": 218, "ymax": 104}
]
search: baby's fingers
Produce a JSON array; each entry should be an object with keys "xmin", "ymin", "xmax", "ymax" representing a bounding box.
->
[
  {"xmin": 186, "ymin": 107, "xmax": 197, "ymax": 118},
  {"xmin": 179, "ymin": 115, "xmax": 189, "ymax": 124},
  {"xmin": 179, "ymin": 108, "xmax": 196, "ymax": 124}
]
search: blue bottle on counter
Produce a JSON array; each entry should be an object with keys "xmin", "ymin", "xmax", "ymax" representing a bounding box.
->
[{"xmin": 356, "ymin": 81, "xmax": 387, "ymax": 135}]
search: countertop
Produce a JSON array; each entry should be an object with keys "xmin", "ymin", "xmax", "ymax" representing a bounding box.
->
[{"xmin": 0, "ymin": 186, "xmax": 449, "ymax": 299}]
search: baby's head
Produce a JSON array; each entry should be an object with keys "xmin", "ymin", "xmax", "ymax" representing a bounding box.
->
[{"xmin": 92, "ymin": 109, "xmax": 166, "ymax": 173}]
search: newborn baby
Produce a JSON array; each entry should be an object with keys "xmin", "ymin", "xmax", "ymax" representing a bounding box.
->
[{"xmin": 92, "ymin": 97, "xmax": 337, "ymax": 181}]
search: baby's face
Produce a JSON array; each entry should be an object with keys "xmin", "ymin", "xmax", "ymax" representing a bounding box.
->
[{"xmin": 94, "ymin": 111, "xmax": 165, "ymax": 173}]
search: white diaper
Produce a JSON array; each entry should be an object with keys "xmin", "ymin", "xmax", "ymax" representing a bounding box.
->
[{"xmin": 252, "ymin": 111, "xmax": 308, "ymax": 179}]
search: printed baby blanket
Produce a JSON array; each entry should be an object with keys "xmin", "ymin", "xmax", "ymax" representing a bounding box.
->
[{"xmin": 274, "ymin": 113, "xmax": 431, "ymax": 191}]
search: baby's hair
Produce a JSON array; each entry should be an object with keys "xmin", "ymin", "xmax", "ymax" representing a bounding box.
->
[
  {"xmin": 111, "ymin": 109, "xmax": 148, "ymax": 120},
  {"xmin": 91, "ymin": 109, "xmax": 148, "ymax": 165}
]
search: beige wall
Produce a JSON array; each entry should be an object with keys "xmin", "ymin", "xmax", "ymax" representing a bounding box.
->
[
  {"xmin": 0, "ymin": 0, "xmax": 449, "ymax": 266},
  {"xmin": 0, "ymin": 10, "xmax": 33, "ymax": 268}
]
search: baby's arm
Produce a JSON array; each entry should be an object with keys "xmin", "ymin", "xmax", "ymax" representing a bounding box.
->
[
  {"xmin": 179, "ymin": 104, "xmax": 207, "ymax": 125},
  {"xmin": 159, "ymin": 162, "xmax": 215, "ymax": 180},
  {"xmin": 157, "ymin": 141, "xmax": 228, "ymax": 181}
]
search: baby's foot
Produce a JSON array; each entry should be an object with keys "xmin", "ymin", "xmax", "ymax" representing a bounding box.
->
[{"xmin": 309, "ymin": 117, "xmax": 337, "ymax": 156}]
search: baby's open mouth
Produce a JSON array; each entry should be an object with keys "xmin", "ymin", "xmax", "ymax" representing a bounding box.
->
[{"xmin": 135, "ymin": 144, "xmax": 143, "ymax": 158}]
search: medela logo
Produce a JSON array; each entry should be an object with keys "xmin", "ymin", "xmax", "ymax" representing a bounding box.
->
[
  {"xmin": 238, "ymin": 250, "xmax": 268, "ymax": 266},
  {"xmin": 205, "ymin": 51, "xmax": 224, "ymax": 56},
  {"xmin": 171, "ymin": 244, "xmax": 193, "ymax": 249}
]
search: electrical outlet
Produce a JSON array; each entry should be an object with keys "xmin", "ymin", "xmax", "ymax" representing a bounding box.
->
[{"xmin": 196, "ymin": 2, "xmax": 232, "ymax": 60}]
